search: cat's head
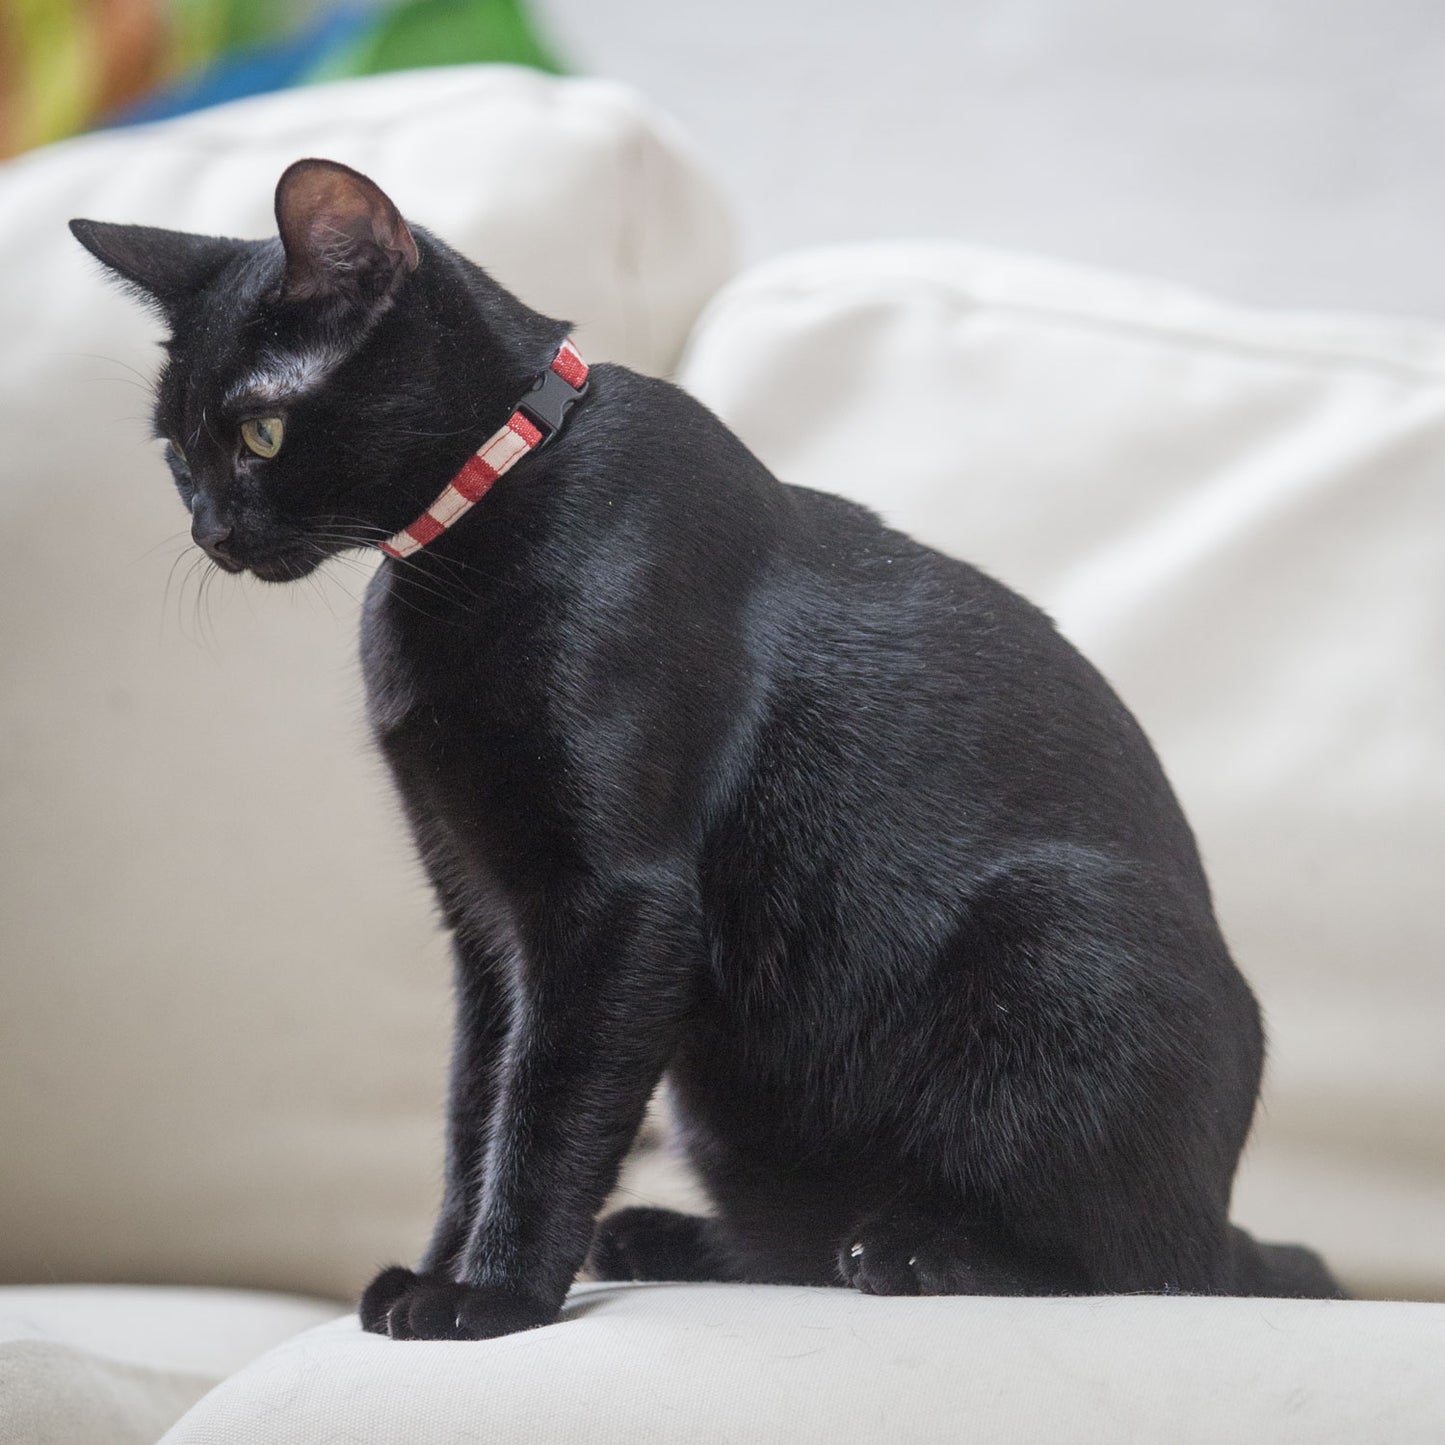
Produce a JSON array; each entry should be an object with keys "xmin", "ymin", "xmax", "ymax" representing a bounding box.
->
[{"xmin": 71, "ymin": 159, "xmax": 561, "ymax": 581}]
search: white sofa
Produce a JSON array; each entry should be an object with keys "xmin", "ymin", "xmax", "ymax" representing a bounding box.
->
[{"xmin": 1, "ymin": 67, "xmax": 1441, "ymax": 1443}]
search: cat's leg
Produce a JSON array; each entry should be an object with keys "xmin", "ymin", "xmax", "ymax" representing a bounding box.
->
[
  {"xmin": 375, "ymin": 869, "xmax": 702, "ymax": 1341},
  {"xmin": 824, "ymin": 1111, "xmax": 1245, "ymax": 1300},
  {"xmin": 912, "ymin": 853, "xmax": 1265, "ymax": 1297},
  {"xmin": 772, "ymin": 850, "xmax": 1267, "ymax": 1300},
  {"xmin": 423, "ymin": 939, "xmax": 514, "ymax": 1275},
  {"xmin": 358, "ymin": 806, "xmax": 513, "ymax": 1335},
  {"xmin": 828, "ymin": 1159, "xmax": 1245, "ymax": 1298},
  {"xmin": 356, "ymin": 936, "xmax": 511, "ymax": 1329},
  {"xmin": 589, "ymin": 1207, "xmax": 740, "ymax": 1283},
  {"xmin": 358, "ymin": 932, "xmax": 511, "ymax": 1335}
]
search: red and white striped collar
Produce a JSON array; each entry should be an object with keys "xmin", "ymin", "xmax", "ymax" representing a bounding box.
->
[{"xmin": 380, "ymin": 338, "xmax": 589, "ymax": 560}]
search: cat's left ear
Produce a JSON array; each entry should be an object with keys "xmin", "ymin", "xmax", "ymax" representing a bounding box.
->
[
  {"xmin": 68, "ymin": 219, "xmax": 237, "ymax": 315},
  {"xmin": 274, "ymin": 158, "xmax": 419, "ymax": 308}
]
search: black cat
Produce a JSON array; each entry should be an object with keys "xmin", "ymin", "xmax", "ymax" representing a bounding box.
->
[{"xmin": 72, "ymin": 158, "xmax": 1343, "ymax": 1339}]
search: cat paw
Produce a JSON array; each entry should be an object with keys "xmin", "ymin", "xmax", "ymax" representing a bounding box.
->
[
  {"xmin": 359, "ymin": 1265, "xmax": 557, "ymax": 1340},
  {"xmin": 589, "ymin": 1206, "xmax": 723, "ymax": 1282},
  {"xmin": 359, "ymin": 1265, "xmax": 421, "ymax": 1333},
  {"xmin": 838, "ymin": 1215, "xmax": 994, "ymax": 1296}
]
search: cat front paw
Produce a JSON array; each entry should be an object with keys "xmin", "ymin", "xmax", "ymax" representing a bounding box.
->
[
  {"xmin": 359, "ymin": 1265, "xmax": 557, "ymax": 1340},
  {"xmin": 359, "ymin": 1265, "xmax": 421, "ymax": 1333}
]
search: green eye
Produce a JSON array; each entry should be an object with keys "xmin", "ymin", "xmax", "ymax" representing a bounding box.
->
[{"xmin": 240, "ymin": 416, "xmax": 284, "ymax": 458}]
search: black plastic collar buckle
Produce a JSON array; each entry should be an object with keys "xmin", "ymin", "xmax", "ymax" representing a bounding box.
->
[{"xmin": 518, "ymin": 365, "xmax": 589, "ymax": 448}]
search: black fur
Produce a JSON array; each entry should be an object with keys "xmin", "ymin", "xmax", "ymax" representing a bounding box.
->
[{"xmin": 72, "ymin": 160, "xmax": 1344, "ymax": 1339}]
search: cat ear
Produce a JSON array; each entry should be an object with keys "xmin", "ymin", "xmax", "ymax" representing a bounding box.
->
[
  {"xmin": 68, "ymin": 220, "xmax": 236, "ymax": 313},
  {"xmin": 274, "ymin": 158, "xmax": 419, "ymax": 307}
]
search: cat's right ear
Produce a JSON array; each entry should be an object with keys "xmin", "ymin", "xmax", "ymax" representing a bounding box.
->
[
  {"xmin": 68, "ymin": 220, "xmax": 235, "ymax": 315},
  {"xmin": 273, "ymin": 158, "xmax": 419, "ymax": 310}
]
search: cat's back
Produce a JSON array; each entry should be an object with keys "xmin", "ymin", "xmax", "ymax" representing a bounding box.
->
[{"xmin": 569, "ymin": 369, "xmax": 1198, "ymax": 872}]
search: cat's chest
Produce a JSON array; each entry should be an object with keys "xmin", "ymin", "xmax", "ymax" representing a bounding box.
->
[
  {"xmin": 358, "ymin": 569, "xmax": 549, "ymax": 828},
  {"xmin": 358, "ymin": 567, "xmax": 497, "ymax": 738},
  {"xmin": 359, "ymin": 595, "xmax": 425, "ymax": 741},
  {"xmin": 357, "ymin": 575, "xmax": 484, "ymax": 775}
]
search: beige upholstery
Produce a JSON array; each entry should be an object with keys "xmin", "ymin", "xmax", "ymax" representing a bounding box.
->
[{"xmin": 161, "ymin": 1285, "xmax": 1445, "ymax": 1444}]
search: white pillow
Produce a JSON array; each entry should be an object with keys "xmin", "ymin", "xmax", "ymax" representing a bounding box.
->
[
  {"xmin": 678, "ymin": 244, "xmax": 1445, "ymax": 1300},
  {"xmin": 0, "ymin": 1285, "xmax": 342, "ymax": 1445},
  {"xmin": 0, "ymin": 68, "xmax": 731, "ymax": 1300},
  {"xmin": 3, "ymin": 64, "xmax": 734, "ymax": 378}
]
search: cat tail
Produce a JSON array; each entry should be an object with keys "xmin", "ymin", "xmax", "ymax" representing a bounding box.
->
[{"xmin": 1228, "ymin": 1224, "xmax": 1350, "ymax": 1299}]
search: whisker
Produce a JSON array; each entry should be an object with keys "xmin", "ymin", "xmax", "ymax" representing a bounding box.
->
[
  {"xmin": 137, "ymin": 529, "xmax": 193, "ymax": 565},
  {"xmin": 91, "ymin": 377, "xmax": 156, "ymax": 397},
  {"xmin": 304, "ymin": 525, "xmax": 468, "ymax": 596},
  {"xmin": 176, "ymin": 553, "xmax": 205, "ymax": 645},
  {"xmin": 374, "ymin": 558, "xmax": 478, "ymax": 614},
  {"xmin": 303, "ymin": 563, "xmax": 340, "ymax": 622},
  {"xmin": 236, "ymin": 569, "xmax": 258, "ymax": 627},
  {"xmin": 65, "ymin": 351, "xmax": 157, "ymax": 388},
  {"xmin": 194, "ymin": 404, "xmax": 227, "ymax": 458},
  {"xmin": 159, "ymin": 543, "xmax": 193, "ymax": 644},
  {"xmin": 196, "ymin": 561, "xmax": 218, "ymax": 653},
  {"xmin": 318, "ymin": 566, "xmax": 365, "ymax": 610},
  {"xmin": 65, "ymin": 351, "xmax": 164, "ymax": 415}
]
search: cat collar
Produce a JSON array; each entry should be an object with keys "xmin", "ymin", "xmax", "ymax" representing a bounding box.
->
[{"xmin": 380, "ymin": 338, "xmax": 589, "ymax": 559}]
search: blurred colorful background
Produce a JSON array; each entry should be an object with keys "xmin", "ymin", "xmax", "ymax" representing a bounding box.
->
[
  {"xmin": 0, "ymin": 0, "xmax": 561, "ymax": 158},
  {"xmin": 6, "ymin": 1, "xmax": 1444, "ymax": 317}
]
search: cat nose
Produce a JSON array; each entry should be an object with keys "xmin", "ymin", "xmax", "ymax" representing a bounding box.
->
[
  {"xmin": 194, "ymin": 522, "xmax": 234, "ymax": 558},
  {"xmin": 191, "ymin": 497, "xmax": 236, "ymax": 560},
  {"xmin": 192, "ymin": 518, "xmax": 235, "ymax": 560}
]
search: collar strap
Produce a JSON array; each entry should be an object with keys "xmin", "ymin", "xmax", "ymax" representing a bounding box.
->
[{"xmin": 380, "ymin": 338, "xmax": 589, "ymax": 559}]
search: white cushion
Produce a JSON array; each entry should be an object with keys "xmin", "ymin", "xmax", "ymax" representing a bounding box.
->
[
  {"xmin": 0, "ymin": 68, "xmax": 731, "ymax": 1301},
  {"xmin": 159, "ymin": 1284, "xmax": 1445, "ymax": 1443},
  {"xmin": 0, "ymin": 1285, "xmax": 341, "ymax": 1444},
  {"xmin": 677, "ymin": 245, "xmax": 1445, "ymax": 1300},
  {"xmin": 7, "ymin": 64, "xmax": 734, "ymax": 377}
]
